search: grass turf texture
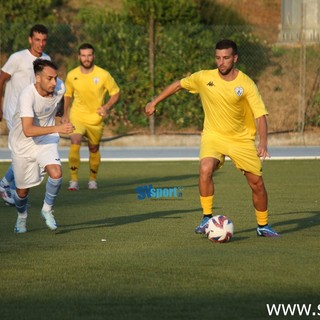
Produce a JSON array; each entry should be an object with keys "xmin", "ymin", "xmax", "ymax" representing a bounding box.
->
[{"xmin": 0, "ymin": 160, "xmax": 319, "ymax": 320}]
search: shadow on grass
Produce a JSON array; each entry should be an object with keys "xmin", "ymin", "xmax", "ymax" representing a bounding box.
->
[
  {"xmin": 56, "ymin": 172, "xmax": 202, "ymax": 207},
  {"xmin": 107, "ymin": 173, "xmax": 201, "ymax": 189},
  {"xmin": 56, "ymin": 208, "xmax": 199, "ymax": 234},
  {"xmin": 274, "ymin": 210, "xmax": 320, "ymax": 235}
]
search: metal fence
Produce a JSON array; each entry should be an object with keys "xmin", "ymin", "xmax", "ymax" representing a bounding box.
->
[{"xmin": 257, "ymin": 43, "xmax": 320, "ymax": 134}]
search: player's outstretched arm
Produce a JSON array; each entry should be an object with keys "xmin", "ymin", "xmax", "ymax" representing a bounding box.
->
[{"xmin": 145, "ymin": 80, "xmax": 182, "ymax": 116}]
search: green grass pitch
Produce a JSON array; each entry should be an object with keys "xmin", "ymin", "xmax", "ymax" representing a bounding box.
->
[{"xmin": 0, "ymin": 160, "xmax": 319, "ymax": 320}]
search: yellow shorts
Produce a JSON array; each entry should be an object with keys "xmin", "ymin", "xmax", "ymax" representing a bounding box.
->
[
  {"xmin": 71, "ymin": 119, "xmax": 104, "ymax": 145},
  {"xmin": 200, "ymin": 133, "xmax": 263, "ymax": 176}
]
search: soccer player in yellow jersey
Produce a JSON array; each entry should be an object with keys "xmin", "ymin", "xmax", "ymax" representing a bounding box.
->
[
  {"xmin": 145, "ymin": 39, "xmax": 280, "ymax": 237},
  {"xmin": 62, "ymin": 43, "xmax": 120, "ymax": 190}
]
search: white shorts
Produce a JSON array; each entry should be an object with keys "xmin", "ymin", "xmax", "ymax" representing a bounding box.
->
[{"xmin": 12, "ymin": 144, "xmax": 61, "ymax": 189}]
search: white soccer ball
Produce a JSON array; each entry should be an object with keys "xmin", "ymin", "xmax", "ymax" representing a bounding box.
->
[{"xmin": 205, "ymin": 215, "xmax": 234, "ymax": 243}]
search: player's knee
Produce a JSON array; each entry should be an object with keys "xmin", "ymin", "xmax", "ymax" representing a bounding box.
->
[
  {"xmin": 200, "ymin": 163, "xmax": 213, "ymax": 181},
  {"xmin": 46, "ymin": 165, "xmax": 62, "ymax": 180},
  {"xmin": 50, "ymin": 172, "xmax": 62, "ymax": 180},
  {"xmin": 16, "ymin": 188, "xmax": 28, "ymax": 199},
  {"xmin": 89, "ymin": 145, "xmax": 99, "ymax": 153},
  {"xmin": 249, "ymin": 177, "xmax": 266, "ymax": 194}
]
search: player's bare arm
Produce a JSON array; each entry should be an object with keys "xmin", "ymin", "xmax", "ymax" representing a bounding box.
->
[
  {"xmin": 0, "ymin": 71, "xmax": 11, "ymax": 121},
  {"xmin": 145, "ymin": 80, "xmax": 182, "ymax": 116},
  {"xmin": 97, "ymin": 91, "xmax": 120, "ymax": 118},
  {"xmin": 256, "ymin": 115, "xmax": 270, "ymax": 160},
  {"xmin": 61, "ymin": 96, "xmax": 72, "ymax": 123},
  {"xmin": 21, "ymin": 117, "xmax": 74, "ymax": 136}
]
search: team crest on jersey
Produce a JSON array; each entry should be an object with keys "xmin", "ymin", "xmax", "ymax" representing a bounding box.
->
[
  {"xmin": 235, "ymin": 86, "xmax": 244, "ymax": 96},
  {"xmin": 93, "ymin": 77, "xmax": 99, "ymax": 84}
]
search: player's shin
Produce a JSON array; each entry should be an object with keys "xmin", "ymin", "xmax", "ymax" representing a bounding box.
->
[
  {"xmin": 69, "ymin": 144, "xmax": 81, "ymax": 181},
  {"xmin": 43, "ymin": 177, "xmax": 62, "ymax": 211},
  {"xmin": 13, "ymin": 191, "xmax": 28, "ymax": 215},
  {"xmin": 255, "ymin": 209, "xmax": 268, "ymax": 227},
  {"xmin": 200, "ymin": 195, "xmax": 214, "ymax": 216},
  {"xmin": 89, "ymin": 150, "xmax": 101, "ymax": 181},
  {"xmin": 4, "ymin": 165, "xmax": 15, "ymax": 184}
]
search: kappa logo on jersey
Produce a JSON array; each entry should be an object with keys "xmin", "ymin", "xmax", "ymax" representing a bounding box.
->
[
  {"xmin": 207, "ymin": 81, "xmax": 215, "ymax": 86},
  {"xmin": 235, "ymin": 86, "xmax": 244, "ymax": 96},
  {"xmin": 93, "ymin": 77, "xmax": 100, "ymax": 84}
]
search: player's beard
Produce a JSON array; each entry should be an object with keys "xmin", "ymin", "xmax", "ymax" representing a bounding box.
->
[
  {"xmin": 80, "ymin": 60, "xmax": 94, "ymax": 69},
  {"xmin": 218, "ymin": 64, "xmax": 234, "ymax": 76}
]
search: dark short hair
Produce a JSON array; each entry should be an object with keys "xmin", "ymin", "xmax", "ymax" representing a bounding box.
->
[
  {"xmin": 29, "ymin": 24, "xmax": 48, "ymax": 37},
  {"xmin": 78, "ymin": 43, "xmax": 95, "ymax": 54},
  {"xmin": 33, "ymin": 59, "xmax": 58, "ymax": 74},
  {"xmin": 215, "ymin": 39, "xmax": 238, "ymax": 55}
]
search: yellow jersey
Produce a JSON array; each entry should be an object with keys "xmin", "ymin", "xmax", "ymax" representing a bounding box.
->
[
  {"xmin": 180, "ymin": 69, "xmax": 268, "ymax": 140},
  {"xmin": 65, "ymin": 65, "xmax": 120, "ymax": 125}
]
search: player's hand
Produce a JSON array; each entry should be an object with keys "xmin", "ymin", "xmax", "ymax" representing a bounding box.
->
[
  {"xmin": 145, "ymin": 102, "xmax": 156, "ymax": 116},
  {"xmin": 57, "ymin": 122, "xmax": 75, "ymax": 134},
  {"xmin": 257, "ymin": 143, "xmax": 270, "ymax": 161},
  {"xmin": 97, "ymin": 106, "xmax": 107, "ymax": 118},
  {"xmin": 60, "ymin": 114, "xmax": 69, "ymax": 124}
]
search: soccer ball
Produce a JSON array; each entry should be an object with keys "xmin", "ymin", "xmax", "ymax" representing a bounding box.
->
[{"xmin": 205, "ymin": 215, "xmax": 234, "ymax": 243}]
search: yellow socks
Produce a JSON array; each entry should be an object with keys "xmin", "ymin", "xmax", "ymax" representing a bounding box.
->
[
  {"xmin": 255, "ymin": 209, "xmax": 268, "ymax": 226},
  {"xmin": 200, "ymin": 195, "xmax": 214, "ymax": 215},
  {"xmin": 69, "ymin": 145, "xmax": 101, "ymax": 182},
  {"xmin": 200, "ymin": 195, "xmax": 269, "ymax": 226},
  {"xmin": 69, "ymin": 144, "xmax": 80, "ymax": 181},
  {"xmin": 89, "ymin": 151, "xmax": 101, "ymax": 181}
]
